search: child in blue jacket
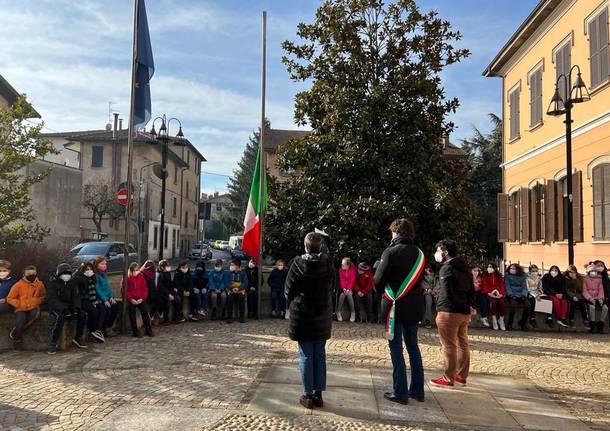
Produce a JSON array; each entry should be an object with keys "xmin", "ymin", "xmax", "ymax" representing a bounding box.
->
[{"xmin": 208, "ymin": 259, "xmax": 229, "ymax": 320}]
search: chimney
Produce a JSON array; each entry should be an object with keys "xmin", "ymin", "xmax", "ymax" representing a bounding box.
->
[
  {"xmin": 112, "ymin": 113, "xmax": 119, "ymax": 139},
  {"xmin": 119, "ymin": 118, "xmax": 123, "ymax": 130}
]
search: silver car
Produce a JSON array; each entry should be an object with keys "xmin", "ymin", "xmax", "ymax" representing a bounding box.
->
[{"xmin": 70, "ymin": 241, "xmax": 138, "ymax": 274}]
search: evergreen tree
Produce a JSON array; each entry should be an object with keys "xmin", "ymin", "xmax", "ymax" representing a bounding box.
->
[
  {"xmin": 461, "ymin": 114, "xmax": 503, "ymax": 258},
  {"xmin": 0, "ymin": 96, "xmax": 56, "ymax": 247},
  {"xmin": 220, "ymin": 120, "xmax": 270, "ymax": 236},
  {"xmin": 266, "ymin": 0, "xmax": 478, "ymax": 262}
]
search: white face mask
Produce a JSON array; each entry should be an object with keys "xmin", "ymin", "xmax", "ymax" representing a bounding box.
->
[
  {"xmin": 589, "ymin": 271, "xmax": 598, "ymax": 277},
  {"xmin": 165, "ymin": 267, "xmax": 172, "ymax": 273},
  {"xmin": 59, "ymin": 274, "xmax": 71, "ymax": 282},
  {"xmin": 180, "ymin": 268, "xmax": 188, "ymax": 273},
  {"xmin": 84, "ymin": 270, "xmax": 94, "ymax": 278},
  {"xmin": 391, "ymin": 232, "xmax": 399, "ymax": 240},
  {"xmin": 595, "ymin": 266, "xmax": 604, "ymax": 272},
  {"xmin": 277, "ymin": 265, "xmax": 284, "ymax": 271},
  {"xmin": 530, "ymin": 271, "xmax": 538, "ymax": 276},
  {"xmin": 0, "ymin": 271, "xmax": 9, "ymax": 280},
  {"xmin": 215, "ymin": 267, "xmax": 222, "ymax": 272},
  {"xmin": 487, "ymin": 268, "xmax": 494, "ymax": 274},
  {"xmin": 550, "ymin": 270, "xmax": 558, "ymax": 277},
  {"xmin": 230, "ymin": 265, "xmax": 237, "ymax": 272},
  {"xmin": 434, "ymin": 251, "xmax": 443, "ymax": 263},
  {"xmin": 248, "ymin": 262, "xmax": 255, "ymax": 269}
]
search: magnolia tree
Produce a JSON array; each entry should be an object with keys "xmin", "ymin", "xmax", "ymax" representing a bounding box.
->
[{"xmin": 266, "ymin": 0, "xmax": 478, "ymax": 263}]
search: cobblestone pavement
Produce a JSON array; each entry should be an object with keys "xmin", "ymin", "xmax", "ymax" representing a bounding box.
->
[{"xmin": 0, "ymin": 320, "xmax": 609, "ymax": 430}]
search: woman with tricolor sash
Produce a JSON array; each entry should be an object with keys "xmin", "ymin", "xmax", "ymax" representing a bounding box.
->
[{"xmin": 374, "ymin": 218, "xmax": 426, "ymax": 405}]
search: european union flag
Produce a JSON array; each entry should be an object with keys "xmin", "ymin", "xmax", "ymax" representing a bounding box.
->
[{"xmin": 133, "ymin": 0, "xmax": 154, "ymax": 129}]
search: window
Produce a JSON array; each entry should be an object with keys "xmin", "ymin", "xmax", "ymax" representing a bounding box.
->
[
  {"xmin": 173, "ymin": 197, "xmax": 177, "ymax": 217},
  {"xmin": 187, "ymin": 150, "xmax": 190, "ymax": 166},
  {"xmin": 164, "ymin": 227, "xmax": 169, "ymax": 249},
  {"xmin": 508, "ymin": 85, "xmax": 520, "ymax": 141},
  {"xmin": 174, "ymin": 164, "xmax": 178, "ymax": 184},
  {"xmin": 186, "ymin": 181, "xmax": 190, "ymax": 200},
  {"xmin": 529, "ymin": 183, "xmax": 545, "ymax": 241},
  {"xmin": 529, "ymin": 68, "xmax": 543, "ymax": 127},
  {"xmin": 556, "ymin": 177, "xmax": 568, "ymax": 241},
  {"xmin": 194, "ymin": 158, "xmax": 198, "ymax": 174},
  {"xmin": 593, "ymin": 163, "xmax": 610, "ymax": 240},
  {"xmin": 509, "ymin": 191, "xmax": 521, "ymax": 242},
  {"xmin": 184, "ymin": 211, "xmax": 189, "ymax": 228},
  {"xmin": 91, "ymin": 146, "xmax": 103, "ymax": 168},
  {"xmin": 172, "ymin": 229, "xmax": 176, "ymax": 251},
  {"xmin": 153, "ymin": 226, "xmax": 158, "ymax": 249},
  {"xmin": 555, "ymin": 41, "xmax": 571, "ymax": 103},
  {"xmin": 216, "ymin": 204, "xmax": 222, "ymax": 211},
  {"xmin": 589, "ymin": 8, "xmax": 609, "ymax": 89}
]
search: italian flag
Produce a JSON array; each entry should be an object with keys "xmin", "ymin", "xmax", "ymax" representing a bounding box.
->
[{"xmin": 242, "ymin": 145, "xmax": 267, "ymax": 263}]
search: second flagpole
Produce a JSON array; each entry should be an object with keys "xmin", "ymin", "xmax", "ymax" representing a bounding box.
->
[{"xmin": 257, "ymin": 11, "xmax": 267, "ymax": 320}]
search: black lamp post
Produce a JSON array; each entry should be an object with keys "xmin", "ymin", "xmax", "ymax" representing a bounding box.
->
[
  {"xmin": 149, "ymin": 114, "xmax": 185, "ymax": 261},
  {"xmin": 546, "ymin": 65, "xmax": 590, "ymax": 266}
]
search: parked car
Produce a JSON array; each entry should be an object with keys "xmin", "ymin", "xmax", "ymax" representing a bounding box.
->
[
  {"xmin": 229, "ymin": 235, "xmax": 243, "ymax": 250},
  {"xmin": 230, "ymin": 246, "xmax": 250, "ymax": 261},
  {"xmin": 214, "ymin": 240, "xmax": 222, "ymax": 249},
  {"xmin": 220, "ymin": 241, "xmax": 230, "ymax": 251},
  {"xmin": 70, "ymin": 241, "xmax": 138, "ymax": 274},
  {"xmin": 189, "ymin": 243, "xmax": 212, "ymax": 260}
]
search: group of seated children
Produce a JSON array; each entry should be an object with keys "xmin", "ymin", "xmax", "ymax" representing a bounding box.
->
[
  {"xmin": 335, "ymin": 258, "xmax": 376, "ymax": 323},
  {"xmin": 472, "ymin": 261, "xmax": 608, "ymax": 333}
]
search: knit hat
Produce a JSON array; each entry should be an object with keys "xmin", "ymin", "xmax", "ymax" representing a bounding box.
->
[
  {"xmin": 56, "ymin": 263, "xmax": 72, "ymax": 275},
  {"xmin": 358, "ymin": 262, "xmax": 370, "ymax": 271}
]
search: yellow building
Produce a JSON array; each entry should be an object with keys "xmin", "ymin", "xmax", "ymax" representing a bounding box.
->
[{"xmin": 484, "ymin": 0, "xmax": 610, "ymax": 269}]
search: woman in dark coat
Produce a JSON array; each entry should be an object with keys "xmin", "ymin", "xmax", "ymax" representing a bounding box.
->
[{"xmin": 285, "ymin": 232, "xmax": 335, "ymax": 410}]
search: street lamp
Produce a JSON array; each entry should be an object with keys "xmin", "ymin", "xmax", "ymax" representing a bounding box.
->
[
  {"xmin": 546, "ymin": 65, "xmax": 590, "ymax": 265},
  {"xmin": 149, "ymin": 114, "xmax": 186, "ymax": 261}
]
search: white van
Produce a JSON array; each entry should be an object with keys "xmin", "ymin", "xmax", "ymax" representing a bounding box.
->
[{"xmin": 229, "ymin": 235, "xmax": 243, "ymax": 250}]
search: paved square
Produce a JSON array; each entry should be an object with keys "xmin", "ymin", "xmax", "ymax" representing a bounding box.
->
[{"xmin": 0, "ymin": 321, "xmax": 608, "ymax": 430}]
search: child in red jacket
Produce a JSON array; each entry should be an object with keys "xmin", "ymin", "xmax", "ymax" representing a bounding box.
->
[
  {"xmin": 481, "ymin": 263, "xmax": 506, "ymax": 331},
  {"xmin": 355, "ymin": 262, "xmax": 374, "ymax": 323},
  {"xmin": 124, "ymin": 263, "xmax": 154, "ymax": 338}
]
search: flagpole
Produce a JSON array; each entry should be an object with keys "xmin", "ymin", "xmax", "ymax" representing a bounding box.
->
[
  {"xmin": 257, "ymin": 10, "xmax": 267, "ymax": 320},
  {"xmin": 122, "ymin": 0, "xmax": 139, "ymax": 334}
]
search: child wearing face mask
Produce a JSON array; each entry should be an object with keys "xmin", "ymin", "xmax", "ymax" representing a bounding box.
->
[
  {"xmin": 208, "ymin": 259, "xmax": 229, "ymax": 320},
  {"xmin": 7, "ymin": 265, "xmax": 46, "ymax": 351},
  {"xmin": 481, "ymin": 263, "xmax": 505, "ymax": 330},
  {"xmin": 123, "ymin": 263, "xmax": 153, "ymax": 337},
  {"xmin": 504, "ymin": 264, "xmax": 530, "ymax": 331},
  {"xmin": 541, "ymin": 265, "xmax": 568, "ymax": 328},
  {"xmin": 191, "ymin": 261, "xmax": 209, "ymax": 319},
  {"xmin": 526, "ymin": 265, "xmax": 542, "ymax": 328},
  {"xmin": 337, "ymin": 257, "xmax": 357, "ymax": 322},
  {"xmin": 94, "ymin": 257, "xmax": 119, "ymax": 337},
  {"xmin": 156, "ymin": 260, "xmax": 174, "ymax": 325},
  {"xmin": 564, "ymin": 265, "xmax": 588, "ymax": 328},
  {"xmin": 355, "ymin": 262, "xmax": 374, "ymax": 323},
  {"xmin": 592, "ymin": 260, "xmax": 610, "ymax": 332},
  {"xmin": 583, "ymin": 263, "xmax": 608, "ymax": 334},
  {"xmin": 246, "ymin": 260, "xmax": 259, "ymax": 319},
  {"xmin": 471, "ymin": 267, "xmax": 489, "ymax": 328},
  {"xmin": 269, "ymin": 260, "xmax": 288, "ymax": 318},
  {"xmin": 141, "ymin": 261, "xmax": 161, "ymax": 325},
  {"xmin": 46, "ymin": 263, "xmax": 88, "ymax": 354},
  {"xmin": 73, "ymin": 262, "xmax": 106, "ymax": 342},
  {"xmin": 174, "ymin": 262, "xmax": 194, "ymax": 322},
  {"xmin": 226, "ymin": 259, "xmax": 248, "ymax": 323},
  {"xmin": 0, "ymin": 259, "xmax": 17, "ymax": 314}
]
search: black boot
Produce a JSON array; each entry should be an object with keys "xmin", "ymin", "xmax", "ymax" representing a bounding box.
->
[
  {"xmin": 313, "ymin": 390, "xmax": 323, "ymax": 407},
  {"xmin": 598, "ymin": 321, "xmax": 605, "ymax": 334}
]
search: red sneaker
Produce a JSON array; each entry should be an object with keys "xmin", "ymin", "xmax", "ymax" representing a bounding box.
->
[
  {"xmin": 430, "ymin": 377, "xmax": 454, "ymax": 388},
  {"xmin": 454, "ymin": 375, "xmax": 467, "ymax": 386}
]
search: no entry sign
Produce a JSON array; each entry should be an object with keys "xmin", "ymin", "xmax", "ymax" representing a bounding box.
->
[{"xmin": 117, "ymin": 188, "xmax": 130, "ymax": 206}]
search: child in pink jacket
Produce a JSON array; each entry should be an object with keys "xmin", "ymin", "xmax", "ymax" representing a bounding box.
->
[
  {"xmin": 583, "ymin": 264, "xmax": 608, "ymax": 333},
  {"xmin": 337, "ymin": 257, "xmax": 357, "ymax": 322}
]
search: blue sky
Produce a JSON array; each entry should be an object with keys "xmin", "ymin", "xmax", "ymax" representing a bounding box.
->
[{"xmin": 0, "ymin": 0, "xmax": 538, "ymax": 195}]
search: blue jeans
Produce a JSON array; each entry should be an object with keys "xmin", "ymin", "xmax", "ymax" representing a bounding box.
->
[
  {"xmin": 388, "ymin": 320, "xmax": 424, "ymax": 400},
  {"xmin": 298, "ymin": 340, "xmax": 327, "ymax": 395}
]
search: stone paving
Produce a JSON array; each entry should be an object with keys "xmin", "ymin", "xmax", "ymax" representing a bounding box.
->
[{"xmin": 0, "ymin": 320, "xmax": 608, "ymax": 430}]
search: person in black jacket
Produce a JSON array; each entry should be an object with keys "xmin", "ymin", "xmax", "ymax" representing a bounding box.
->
[
  {"xmin": 47, "ymin": 263, "xmax": 87, "ymax": 354},
  {"xmin": 246, "ymin": 259, "xmax": 259, "ymax": 319},
  {"xmin": 174, "ymin": 262, "xmax": 193, "ymax": 322},
  {"xmin": 541, "ymin": 265, "xmax": 568, "ymax": 328},
  {"xmin": 374, "ymin": 218, "xmax": 425, "ymax": 405},
  {"xmin": 156, "ymin": 260, "xmax": 173, "ymax": 325},
  {"xmin": 286, "ymin": 232, "xmax": 335, "ymax": 410},
  {"xmin": 73, "ymin": 262, "xmax": 106, "ymax": 343},
  {"xmin": 429, "ymin": 239, "xmax": 475, "ymax": 388}
]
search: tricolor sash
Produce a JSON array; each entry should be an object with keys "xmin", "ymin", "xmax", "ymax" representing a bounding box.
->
[{"xmin": 383, "ymin": 248, "xmax": 425, "ymax": 340}]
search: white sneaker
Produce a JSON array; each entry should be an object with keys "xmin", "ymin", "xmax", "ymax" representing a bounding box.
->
[
  {"xmin": 350, "ymin": 313, "xmax": 356, "ymax": 323},
  {"xmin": 492, "ymin": 316, "xmax": 498, "ymax": 330},
  {"xmin": 284, "ymin": 310, "xmax": 290, "ymax": 320},
  {"xmin": 481, "ymin": 317, "xmax": 490, "ymax": 328},
  {"xmin": 499, "ymin": 317, "xmax": 506, "ymax": 331},
  {"xmin": 337, "ymin": 314, "xmax": 343, "ymax": 322}
]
